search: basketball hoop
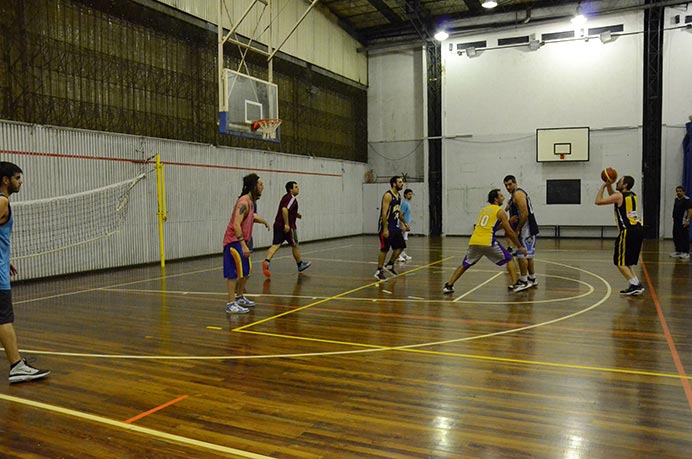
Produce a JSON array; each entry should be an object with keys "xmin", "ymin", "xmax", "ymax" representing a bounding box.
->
[{"xmin": 251, "ymin": 118, "xmax": 282, "ymax": 140}]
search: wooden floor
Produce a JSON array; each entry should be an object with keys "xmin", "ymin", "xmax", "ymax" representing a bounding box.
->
[{"xmin": 2, "ymin": 235, "xmax": 692, "ymax": 458}]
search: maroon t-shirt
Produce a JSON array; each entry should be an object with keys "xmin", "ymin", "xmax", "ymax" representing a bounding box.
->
[{"xmin": 273, "ymin": 193, "xmax": 298, "ymax": 229}]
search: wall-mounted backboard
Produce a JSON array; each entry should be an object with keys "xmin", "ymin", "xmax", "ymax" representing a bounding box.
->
[
  {"xmin": 536, "ymin": 127, "xmax": 589, "ymax": 162},
  {"xmin": 219, "ymin": 69, "xmax": 279, "ymax": 142}
]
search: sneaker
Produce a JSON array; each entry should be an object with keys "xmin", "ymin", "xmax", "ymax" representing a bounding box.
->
[
  {"xmin": 384, "ymin": 263, "xmax": 397, "ymax": 276},
  {"xmin": 397, "ymin": 256, "xmax": 407, "ymax": 263},
  {"xmin": 443, "ymin": 283, "xmax": 455, "ymax": 294},
  {"xmin": 235, "ymin": 295, "xmax": 255, "ymax": 307},
  {"xmin": 670, "ymin": 252, "xmax": 682, "ymax": 258},
  {"xmin": 225, "ymin": 302, "xmax": 249, "ymax": 314},
  {"xmin": 620, "ymin": 284, "xmax": 645, "ymax": 296},
  {"xmin": 9, "ymin": 358, "xmax": 50, "ymax": 384},
  {"xmin": 512, "ymin": 280, "xmax": 531, "ymax": 293},
  {"xmin": 680, "ymin": 253, "xmax": 690, "ymax": 260},
  {"xmin": 262, "ymin": 260, "xmax": 271, "ymax": 278},
  {"xmin": 528, "ymin": 277, "xmax": 538, "ymax": 288},
  {"xmin": 374, "ymin": 269, "xmax": 386, "ymax": 281},
  {"xmin": 404, "ymin": 254, "xmax": 412, "ymax": 261},
  {"xmin": 297, "ymin": 261, "xmax": 312, "ymax": 272}
]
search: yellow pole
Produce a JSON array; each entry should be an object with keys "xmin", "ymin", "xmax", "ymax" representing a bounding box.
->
[{"xmin": 155, "ymin": 154, "xmax": 167, "ymax": 267}]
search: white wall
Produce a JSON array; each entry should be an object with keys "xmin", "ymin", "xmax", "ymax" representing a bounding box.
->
[
  {"xmin": 661, "ymin": 4, "xmax": 692, "ymax": 238},
  {"xmin": 441, "ymin": 11, "xmax": 644, "ymax": 235},
  {"xmin": 0, "ymin": 121, "xmax": 366, "ymax": 280}
]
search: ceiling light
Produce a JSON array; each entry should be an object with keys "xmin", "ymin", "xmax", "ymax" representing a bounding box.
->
[
  {"xmin": 571, "ymin": 14, "xmax": 587, "ymax": 26},
  {"xmin": 434, "ymin": 30, "xmax": 449, "ymax": 41},
  {"xmin": 482, "ymin": 0, "xmax": 498, "ymax": 8}
]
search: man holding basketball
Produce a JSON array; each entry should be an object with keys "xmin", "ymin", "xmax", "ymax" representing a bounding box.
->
[{"xmin": 595, "ymin": 173, "xmax": 645, "ymax": 296}]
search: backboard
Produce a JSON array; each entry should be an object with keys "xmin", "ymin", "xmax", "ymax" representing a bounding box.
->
[
  {"xmin": 536, "ymin": 127, "xmax": 590, "ymax": 162},
  {"xmin": 219, "ymin": 69, "xmax": 280, "ymax": 142}
]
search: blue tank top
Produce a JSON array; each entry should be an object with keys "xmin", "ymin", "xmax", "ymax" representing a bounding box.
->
[{"xmin": 0, "ymin": 200, "xmax": 13, "ymax": 290}]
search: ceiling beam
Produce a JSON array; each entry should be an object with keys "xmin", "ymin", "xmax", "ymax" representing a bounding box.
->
[{"xmin": 366, "ymin": 0, "xmax": 402, "ymax": 24}]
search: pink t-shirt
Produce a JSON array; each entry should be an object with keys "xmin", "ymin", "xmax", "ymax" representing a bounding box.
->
[{"xmin": 223, "ymin": 195, "xmax": 255, "ymax": 247}]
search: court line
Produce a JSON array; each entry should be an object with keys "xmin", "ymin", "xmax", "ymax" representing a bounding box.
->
[
  {"xmin": 103, "ymin": 271, "xmax": 596, "ymax": 305},
  {"xmin": 0, "ymin": 393, "xmax": 276, "ymax": 459},
  {"xmin": 231, "ymin": 257, "xmax": 455, "ymax": 332},
  {"xmin": 124, "ymin": 394, "xmax": 189, "ymax": 424},
  {"xmin": 14, "ymin": 243, "xmax": 356, "ymax": 306},
  {"xmin": 641, "ymin": 259, "xmax": 692, "ymax": 409},
  {"xmin": 452, "ymin": 272, "xmax": 503, "ymax": 302}
]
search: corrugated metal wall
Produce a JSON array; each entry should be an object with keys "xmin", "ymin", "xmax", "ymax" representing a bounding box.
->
[
  {"xmin": 0, "ymin": 120, "xmax": 366, "ymax": 280},
  {"xmin": 161, "ymin": 0, "xmax": 368, "ymax": 85}
]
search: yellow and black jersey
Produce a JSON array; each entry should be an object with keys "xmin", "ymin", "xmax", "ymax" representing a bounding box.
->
[
  {"xmin": 469, "ymin": 204, "xmax": 501, "ymax": 247},
  {"xmin": 614, "ymin": 191, "xmax": 641, "ymax": 231}
]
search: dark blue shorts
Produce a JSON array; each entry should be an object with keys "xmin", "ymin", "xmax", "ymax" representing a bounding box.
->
[{"xmin": 223, "ymin": 242, "xmax": 252, "ymax": 279}]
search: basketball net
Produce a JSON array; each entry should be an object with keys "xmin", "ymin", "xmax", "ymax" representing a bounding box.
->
[
  {"xmin": 256, "ymin": 118, "xmax": 282, "ymax": 140},
  {"xmin": 11, "ymin": 174, "xmax": 145, "ymax": 260}
]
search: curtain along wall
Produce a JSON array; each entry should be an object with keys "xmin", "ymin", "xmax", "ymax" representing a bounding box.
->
[
  {"xmin": 0, "ymin": 0, "xmax": 367, "ymax": 162},
  {"xmin": 0, "ymin": 120, "xmax": 366, "ymax": 281}
]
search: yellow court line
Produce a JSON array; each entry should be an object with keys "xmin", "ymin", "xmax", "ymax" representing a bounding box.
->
[
  {"xmin": 236, "ymin": 328, "xmax": 690, "ymax": 381},
  {"xmin": 453, "ymin": 272, "xmax": 503, "ymax": 302},
  {"xmin": 401, "ymin": 347, "xmax": 687, "ymax": 380},
  {"xmin": 0, "ymin": 393, "xmax": 275, "ymax": 459},
  {"xmin": 232, "ymin": 256, "xmax": 455, "ymax": 331}
]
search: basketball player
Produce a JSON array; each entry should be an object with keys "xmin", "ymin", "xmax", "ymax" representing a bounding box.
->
[
  {"xmin": 261, "ymin": 181, "xmax": 311, "ymax": 277},
  {"xmin": 443, "ymin": 189, "xmax": 527, "ymax": 294},
  {"xmin": 374, "ymin": 176, "xmax": 410, "ymax": 280},
  {"xmin": 0, "ymin": 162, "xmax": 50, "ymax": 383},
  {"xmin": 397, "ymin": 189, "xmax": 413, "ymax": 262},
  {"xmin": 595, "ymin": 175, "xmax": 645, "ymax": 295},
  {"xmin": 223, "ymin": 173, "xmax": 270, "ymax": 313},
  {"xmin": 503, "ymin": 175, "xmax": 539, "ymax": 292}
]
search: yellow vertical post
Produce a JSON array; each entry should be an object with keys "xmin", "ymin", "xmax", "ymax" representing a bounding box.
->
[{"xmin": 155, "ymin": 154, "xmax": 167, "ymax": 267}]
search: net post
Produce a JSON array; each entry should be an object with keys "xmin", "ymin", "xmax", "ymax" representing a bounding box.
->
[{"xmin": 155, "ymin": 154, "xmax": 167, "ymax": 268}]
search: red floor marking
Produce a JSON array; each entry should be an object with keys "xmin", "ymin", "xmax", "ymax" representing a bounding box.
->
[
  {"xmin": 124, "ymin": 395, "xmax": 189, "ymax": 424},
  {"xmin": 641, "ymin": 259, "xmax": 692, "ymax": 410}
]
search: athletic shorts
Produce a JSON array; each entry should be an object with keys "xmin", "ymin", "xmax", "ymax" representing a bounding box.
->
[
  {"xmin": 0, "ymin": 290, "xmax": 13, "ymax": 325},
  {"xmin": 514, "ymin": 234, "xmax": 537, "ymax": 259},
  {"xmin": 379, "ymin": 229, "xmax": 406, "ymax": 252},
  {"xmin": 272, "ymin": 226, "xmax": 297, "ymax": 247},
  {"xmin": 613, "ymin": 226, "xmax": 643, "ymax": 266},
  {"xmin": 462, "ymin": 242, "xmax": 512, "ymax": 269},
  {"xmin": 223, "ymin": 242, "xmax": 252, "ymax": 279}
]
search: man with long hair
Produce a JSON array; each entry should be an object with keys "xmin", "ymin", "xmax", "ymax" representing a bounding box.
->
[{"xmin": 222, "ymin": 173, "xmax": 269, "ymax": 313}]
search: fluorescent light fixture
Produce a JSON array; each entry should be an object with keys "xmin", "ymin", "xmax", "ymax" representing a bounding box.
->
[
  {"xmin": 434, "ymin": 30, "xmax": 449, "ymax": 41},
  {"xmin": 571, "ymin": 14, "xmax": 587, "ymax": 26},
  {"xmin": 482, "ymin": 0, "xmax": 498, "ymax": 8},
  {"xmin": 528, "ymin": 39, "xmax": 541, "ymax": 51},
  {"xmin": 599, "ymin": 31, "xmax": 613, "ymax": 43}
]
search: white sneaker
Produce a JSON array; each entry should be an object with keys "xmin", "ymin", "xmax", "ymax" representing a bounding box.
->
[
  {"xmin": 404, "ymin": 254, "xmax": 412, "ymax": 261},
  {"xmin": 680, "ymin": 253, "xmax": 690, "ymax": 260},
  {"xmin": 397, "ymin": 256, "xmax": 406, "ymax": 263},
  {"xmin": 528, "ymin": 277, "xmax": 538, "ymax": 288},
  {"xmin": 235, "ymin": 295, "xmax": 255, "ymax": 307},
  {"xmin": 9, "ymin": 358, "xmax": 50, "ymax": 384},
  {"xmin": 225, "ymin": 302, "xmax": 249, "ymax": 314},
  {"xmin": 670, "ymin": 252, "xmax": 682, "ymax": 258}
]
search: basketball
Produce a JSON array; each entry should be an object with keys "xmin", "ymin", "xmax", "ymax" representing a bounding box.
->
[
  {"xmin": 250, "ymin": 120, "xmax": 261, "ymax": 132},
  {"xmin": 601, "ymin": 167, "xmax": 617, "ymax": 183}
]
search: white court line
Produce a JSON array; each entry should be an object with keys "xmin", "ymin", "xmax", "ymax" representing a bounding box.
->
[
  {"xmin": 452, "ymin": 272, "xmax": 503, "ymax": 303},
  {"xmin": 14, "ymin": 243, "xmax": 356, "ymax": 306},
  {"xmin": 0, "ymin": 393, "xmax": 275, "ymax": 459}
]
